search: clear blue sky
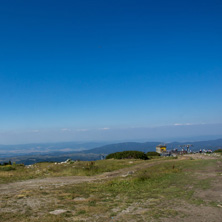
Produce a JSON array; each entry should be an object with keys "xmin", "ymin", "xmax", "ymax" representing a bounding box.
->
[{"xmin": 0, "ymin": 0, "xmax": 222, "ymax": 143}]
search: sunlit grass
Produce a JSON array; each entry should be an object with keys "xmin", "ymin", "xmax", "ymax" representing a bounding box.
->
[
  {"xmin": 0, "ymin": 159, "xmax": 144, "ymax": 184},
  {"xmin": 0, "ymin": 158, "xmax": 220, "ymax": 221}
]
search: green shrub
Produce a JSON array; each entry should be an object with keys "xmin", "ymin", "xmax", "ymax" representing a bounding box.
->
[
  {"xmin": 0, "ymin": 165, "xmax": 15, "ymax": 171},
  {"xmin": 16, "ymin": 163, "xmax": 25, "ymax": 166},
  {"xmin": 147, "ymin": 151, "xmax": 160, "ymax": 157},
  {"xmin": 106, "ymin": 151, "xmax": 148, "ymax": 160},
  {"xmin": 214, "ymin": 149, "xmax": 222, "ymax": 153},
  {"xmin": 136, "ymin": 170, "xmax": 151, "ymax": 181}
]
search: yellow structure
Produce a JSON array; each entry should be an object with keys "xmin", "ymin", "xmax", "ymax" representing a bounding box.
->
[{"xmin": 156, "ymin": 145, "xmax": 167, "ymax": 154}]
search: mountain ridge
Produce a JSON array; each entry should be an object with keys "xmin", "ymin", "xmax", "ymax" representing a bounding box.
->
[{"xmin": 83, "ymin": 138, "xmax": 222, "ymax": 154}]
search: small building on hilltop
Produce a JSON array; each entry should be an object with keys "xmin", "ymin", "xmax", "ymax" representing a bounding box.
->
[{"xmin": 156, "ymin": 144, "xmax": 167, "ymax": 154}]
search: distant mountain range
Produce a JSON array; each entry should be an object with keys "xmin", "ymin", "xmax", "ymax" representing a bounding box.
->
[
  {"xmin": 0, "ymin": 139, "xmax": 222, "ymax": 165},
  {"xmin": 82, "ymin": 142, "xmax": 160, "ymax": 154},
  {"xmin": 82, "ymin": 139, "xmax": 222, "ymax": 155}
]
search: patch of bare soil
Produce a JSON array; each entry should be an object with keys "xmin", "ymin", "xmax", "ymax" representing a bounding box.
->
[
  {"xmin": 162, "ymin": 159, "xmax": 222, "ymax": 222},
  {"xmin": 183, "ymin": 153, "xmax": 221, "ymax": 160},
  {"xmin": 108, "ymin": 156, "xmax": 222, "ymax": 222},
  {"xmin": 194, "ymin": 160, "xmax": 222, "ymax": 203},
  {"xmin": 161, "ymin": 201, "xmax": 222, "ymax": 222}
]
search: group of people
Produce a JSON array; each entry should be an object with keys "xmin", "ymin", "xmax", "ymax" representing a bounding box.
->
[
  {"xmin": 171, "ymin": 148, "xmax": 213, "ymax": 154},
  {"xmin": 199, "ymin": 149, "xmax": 212, "ymax": 153}
]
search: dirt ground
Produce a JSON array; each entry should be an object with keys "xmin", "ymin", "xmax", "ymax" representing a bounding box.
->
[
  {"xmin": 0, "ymin": 154, "xmax": 221, "ymax": 221},
  {"xmin": 163, "ymin": 156, "xmax": 222, "ymax": 222}
]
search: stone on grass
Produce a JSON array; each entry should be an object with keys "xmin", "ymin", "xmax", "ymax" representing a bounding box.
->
[
  {"xmin": 74, "ymin": 197, "xmax": 86, "ymax": 201},
  {"xmin": 49, "ymin": 209, "xmax": 67, "ymax": 215}
]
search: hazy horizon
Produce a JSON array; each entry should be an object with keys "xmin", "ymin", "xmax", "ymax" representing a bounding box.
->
[{"xmin": 1, "ymin": 123, "xmax": 222, "ymax": 145}]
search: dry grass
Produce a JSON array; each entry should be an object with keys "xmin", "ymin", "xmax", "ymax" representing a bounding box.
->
[
  {"xmin": 0, "ymin": 157, "xmax": 221, "ymax": 221},
  {"xmin": 0, "ymin": 159, "xmax": 143, "ymax": 184}
]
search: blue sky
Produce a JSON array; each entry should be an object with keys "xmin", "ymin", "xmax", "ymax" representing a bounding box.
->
[{"xmin": 0, "ymin": 0, "xmax": 222, "ymax": 144}]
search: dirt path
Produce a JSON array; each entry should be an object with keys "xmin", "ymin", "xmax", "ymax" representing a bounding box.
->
[
  {"xmin": 0, "ymin": 159, "xmax": 176, "ymax": 195},
  {"xmin": 0, "ymin": 154, "xmax": 219, "ymax": 195}
]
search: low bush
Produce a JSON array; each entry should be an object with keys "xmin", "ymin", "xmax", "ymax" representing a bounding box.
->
[
  {"xmin": 214, "ymin": 149, "xmax": 222, "ymax": 153},
  {"xmin": 147, "ymin": 151, "xmax": 160, "ymax": 157},
  {"xmin": 0, "ymin": 165, "xmax": 15, "ymax": 171},
  {"xmin": 106, "ymin": 151, "xmax": 148, "ymax": 160}
]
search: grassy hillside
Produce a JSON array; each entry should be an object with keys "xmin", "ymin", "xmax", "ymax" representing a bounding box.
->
[
  {"xmin": 0, "ymin": 154, "xmax": 221, "ymax": 221},
  {"xmin": 0, "ymin": 159, "xmax": 144, "ymax": 184}
]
